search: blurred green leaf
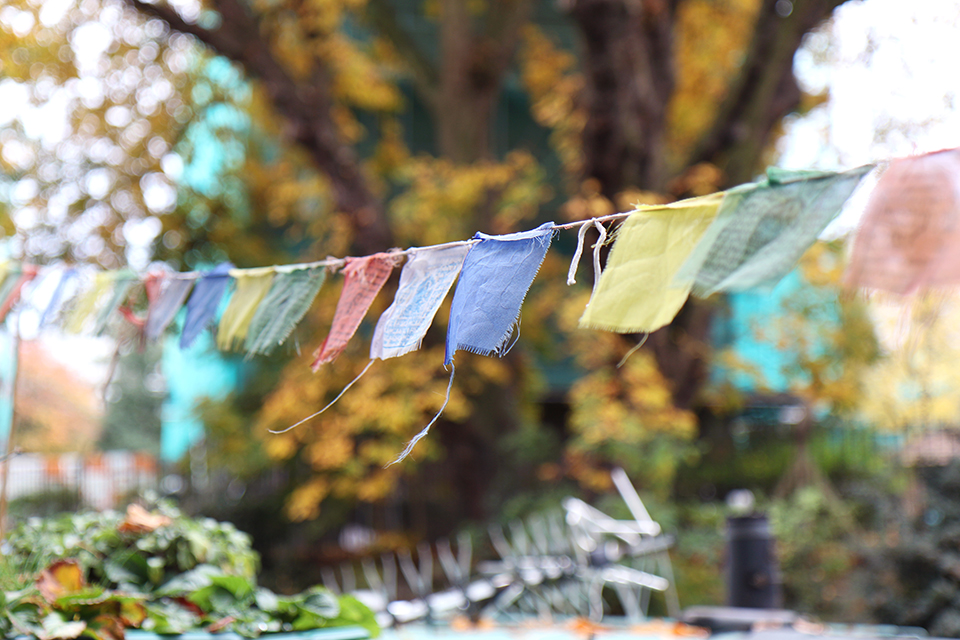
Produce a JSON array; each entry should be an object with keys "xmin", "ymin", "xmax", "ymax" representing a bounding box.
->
[{"xmin": 39, "ymin": 611, "xmax": 87, "ymax": 640}]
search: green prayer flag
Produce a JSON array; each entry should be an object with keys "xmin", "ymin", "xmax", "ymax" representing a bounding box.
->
[
  {"xmin": 92, "ymin": 270, "xmax": 136, "ymax": 336},
  {"xmin": 677, "ymin": 165, "xmax": 873, "ymax": 297},
  {"xmin": 245, "ymin": 267, "xmax": 326, "ymax": 355}
]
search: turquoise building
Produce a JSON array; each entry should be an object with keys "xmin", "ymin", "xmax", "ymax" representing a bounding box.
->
[{"xmin": 160, "ymin": 330, "xmax": 243, "ymax": 462}]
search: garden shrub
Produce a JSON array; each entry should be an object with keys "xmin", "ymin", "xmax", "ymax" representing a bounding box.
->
[{"xmin": 0, "ymin": 501, "xmax": 377, "ymax": 639}]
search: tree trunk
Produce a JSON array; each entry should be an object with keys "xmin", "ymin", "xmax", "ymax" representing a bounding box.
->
[
  {"xmin": 569, "ymin": 0, "xmax": 676, "ymax": 196},
  {"xmin": 437, "ymin": 0, "xmax": 494, "ymax": 162},
  {"xmin": 434, "ymin": 0, "xmax": 533, "ymax": 163},
  {"xmin": 353, "ymin": 0, "xmax": 536, "ymax": 523},
  {"xmin": 570, "ymin": 0, "xmax": 851, "ymax": 407},
  {"xmin": 646, "ymin": 297, "xmax": 714, "ymax": 410}
]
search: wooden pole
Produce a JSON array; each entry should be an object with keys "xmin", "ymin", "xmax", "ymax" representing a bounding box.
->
[{"xmin": 0, "ymin": 312, "xmax": 22, "ymax": 540}]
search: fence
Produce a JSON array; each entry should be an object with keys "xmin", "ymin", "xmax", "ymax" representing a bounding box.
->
[{"xmin": 0, "ymin": 450, "xmax": 158, "ymax": 512}]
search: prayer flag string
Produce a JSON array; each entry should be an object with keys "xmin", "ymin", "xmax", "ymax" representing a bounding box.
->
[{"xmin": 8, "ymin": 152, "xmax": 957, "ymax": 458}]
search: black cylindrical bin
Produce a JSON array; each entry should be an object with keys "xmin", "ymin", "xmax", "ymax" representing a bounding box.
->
[{"xmin": 726, "ymin": 514, "xmax": 782, "ymax": 608}]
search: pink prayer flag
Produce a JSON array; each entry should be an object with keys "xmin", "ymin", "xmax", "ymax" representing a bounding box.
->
[
  {"xmin": 121, "ymin": 272, "xmax": 165, "ymax": 328},
  {"xmin": 144, "ymin": 272, "xmax": 164, "ymax": 305},
  {"xmin": 312, "ymin": 253, "xmax": 399, "ymax": 370},
  {"xmin": 846, "ymin": 148, "xmax": 960, "ymax": 294},
  {"xmin": 0, "ymin": 265, "xmax": 38, "ymax": 322}
]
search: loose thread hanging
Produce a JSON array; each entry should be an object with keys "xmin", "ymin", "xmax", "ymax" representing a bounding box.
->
[
  {"xmin": 387, "ymin": 364, "xmax": 455, "ymax": 466},
  {"xmin": 500, "ymin": 319, "xmax": 522, "ymax": 358},
  {"xmin": 617, "ymin": 333, "xmax": 649, "ymax": 368},
  {"xmin": 270, "ymin": 359, "xmax": 375, "ymax": 434},
  {"xmin": 591, "ymin": 220, "xmax": 608, "ymax": 294},
  {"xmin": 567, "ymin": 221, "xmax": 592, "ymax": 285},
  {"xmin": 580, "ymin": 220, "xmax": 610, "ymax": 312}
]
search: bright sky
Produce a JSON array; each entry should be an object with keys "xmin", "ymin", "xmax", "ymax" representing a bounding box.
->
[
  {"xmin": 777, "ymin": 0, "xmax": 960, "ymax": 235},
  {"xmin": 781, "ymin": 0, "xmax": 960, "ymax": 168}
]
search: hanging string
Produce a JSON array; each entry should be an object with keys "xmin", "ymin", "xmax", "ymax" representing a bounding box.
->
[
  {"xmin": 617, "ymin": 333, "xmax": 649, "ymax": 368},
  {"xmin": 274, "ymin": 257, "xmax": 345, "ymax": 275},
  {"xmin": 16, "ymin": 214, "xmax": 632, "ymax": 306},
  {"xmin": 174, "ymin": 239, "xmax": 479, "ymax": 282},
  {"xmin": 591, "ymin": 220, "xmax": 608, "ymax": 294},
  {"xmin": 567, "ymin": 221, "xmax": 592, "ymax": 285},
  {"xmin": 387, "ymin": 364, "xmax": 456, "ymax": 466},
  {"xmin": 194, "ymin": 215, "xmax": 628, "ymax": 284},
  {"xmin": 269, "ymin": 359, "xmax": 375, "ymax": 434},
  {"xmin": 271, "ymin": 240, "xmax": 479, "ymax": 275},
  {"xmin": 554, "ymin": 211, "xmax": 633, "ymax": 231}
]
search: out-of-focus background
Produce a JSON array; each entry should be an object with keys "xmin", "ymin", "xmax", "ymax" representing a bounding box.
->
[{"xmin": 3, "ymin": 0, "xmax": 960, "ymax": 634}]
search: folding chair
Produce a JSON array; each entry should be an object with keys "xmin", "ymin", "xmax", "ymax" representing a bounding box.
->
[{"xmin": 562, "ymin": 467, "xmax": 680, "ymax": 620}]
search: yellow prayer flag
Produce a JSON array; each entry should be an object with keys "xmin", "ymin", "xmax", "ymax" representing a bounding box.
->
[
  {"xmin": 64, "ymin": 272, "xmax": 113, "ymax": 334},
  {"xmin": 217, "ymin": 268, "xmax": 275, "ymax": 351},
  {"xmin": 579, "ymin": 193, "xmax": 723, "ymax": 334}
]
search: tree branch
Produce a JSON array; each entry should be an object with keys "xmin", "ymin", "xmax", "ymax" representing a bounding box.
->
[
  {"xmin": 432, "ymin": 0, "xmax": 533, "ymax": 162},
  {"xmin": 365, "ymin": 0, "xmax": 440, "ymax": 107},
  {"xmin": 686, "ymin": 0, "xmax": 850, "ymax": 186},
  {"xmin": 126, "ymin": 0, "xmax": 393, "ymax": 254},
  {"xmin": 482, "ymin": 0, "xmax": 536, "ymax": 80},
  {"xmin": 129, "ymin": 0, "xmax": 263, "ymax": 73}
]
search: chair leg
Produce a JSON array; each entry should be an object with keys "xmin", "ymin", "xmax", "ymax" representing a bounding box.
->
[{"xmin": 658, "ymin": 551, "xmax": 681, "ymax": 618}]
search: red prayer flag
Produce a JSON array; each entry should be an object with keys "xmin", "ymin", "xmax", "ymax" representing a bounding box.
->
[
  {"xmin": 311, "ymin": 253, "xmax": 399, "ymax": 370},
  {"xmin": 119, "ymin": 271, "xmax": 166, "ymax": 330}
]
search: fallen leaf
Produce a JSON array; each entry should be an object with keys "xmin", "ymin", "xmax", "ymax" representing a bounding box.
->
[
  {"xmin": 205, "ymin": 616, "xmax": 236, "ymax": 633},
  {"xmin": 118, "ymin": 504, "xmax": 172, "ymax": 534},
  {"xmin": 37, "ymin": 561, "xmax": 85, "ymax": 603}
]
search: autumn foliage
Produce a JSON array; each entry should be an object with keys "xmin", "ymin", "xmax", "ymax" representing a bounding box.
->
[{"xmin": 0, "ymin": 0, "xmax": 855, "ymax": 523}]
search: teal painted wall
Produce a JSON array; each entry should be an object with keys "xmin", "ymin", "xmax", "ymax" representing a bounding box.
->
[
  {"xmin": 713, "ymin": 272, "xmax": 802, "ymax": 393},
  {"xmin": 712, "ymin": 268, "xmax": 841, "ymax": 395},
  {"xmin": 0, "ymin": 328, "xmax": 14, "ymax": 444},
  {"xmin": 160, "ymin": 329, "xmax": 243, "ymax": 462}
]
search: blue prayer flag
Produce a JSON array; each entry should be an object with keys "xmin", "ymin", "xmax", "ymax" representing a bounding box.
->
[
  {"xmin": 146, "ymin": 275, "xmax": 194, "ymax": 341},
  {"xmin": 444, "ymin": 223, "xmax": 554, "ymax": 366},
  {"xmin": 180, "ymin": 262, "xmax": 234, "ymax": 349}
]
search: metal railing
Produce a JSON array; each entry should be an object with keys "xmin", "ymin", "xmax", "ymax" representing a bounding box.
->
[{"xmin": 0, "ymin": 450, "xmax": 158, "ymax": 514}]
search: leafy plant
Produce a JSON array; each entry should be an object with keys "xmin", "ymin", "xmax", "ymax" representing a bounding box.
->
[
  {"xmin": 870, "ymin": 462, "xmax": 960, "ymax": 636},
  {"xmin": 769, "ymin": 487, "xmax": 858, "ymax": 619},
  {"xmin": 1, "ymin": 559, "xmax": 146, "ymax": 640},
  {"xmin": 1, "ymin": 502, "xmax": 378, "ymax": 639}
]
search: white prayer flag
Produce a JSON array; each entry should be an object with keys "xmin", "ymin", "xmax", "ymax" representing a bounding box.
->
[{"xmin": 370, "ymin": 244, "xmax": 469, "ymax": 360}]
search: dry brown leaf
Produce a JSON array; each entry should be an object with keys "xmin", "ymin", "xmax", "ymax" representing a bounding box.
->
[
  {"xmin": 117, "ymin": 504, "xmax": 172, "ymax": 534},
  {"xmin": 36, "ymin": 559, "xmax": 85, "ymax": 603}
]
